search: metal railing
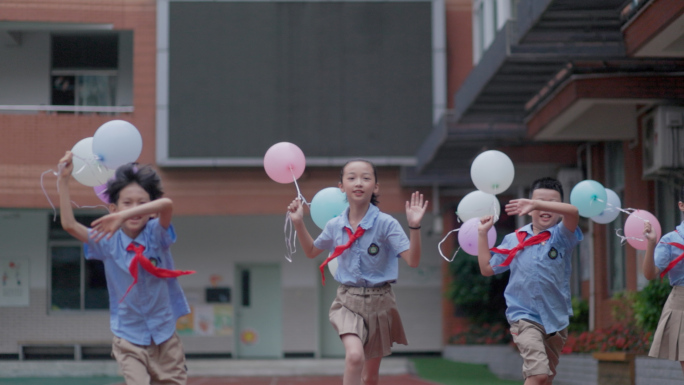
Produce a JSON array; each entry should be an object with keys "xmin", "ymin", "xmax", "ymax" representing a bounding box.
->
[{"xmin": 0, "ymin": 105, "xmax": 134, "ymax": 113}]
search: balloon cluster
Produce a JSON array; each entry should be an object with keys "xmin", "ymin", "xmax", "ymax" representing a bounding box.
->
[
  {"xmin": 440, "ymin": 150, "xmax": 514, "ymax": 260},
  {"xmin": 264, "ymin": 142, "xmax": 349, "ymax": 264},
  {"xmin": 69, "ymin": 120, "xmax": 143, "ymax": 204},
  {"xmin": 570, "ymin": 180, "xmax": 661, "ymax": 250}
]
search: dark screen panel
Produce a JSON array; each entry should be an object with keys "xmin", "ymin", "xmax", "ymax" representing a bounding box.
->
[{"xmin": 168, "ymin": 1, "xmax": 432, "ymax": 159}]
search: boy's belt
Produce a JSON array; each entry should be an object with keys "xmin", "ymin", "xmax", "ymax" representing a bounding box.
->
[{"xmin": 341, "ymin": 283, "xmax": 391, "ymax": 295}]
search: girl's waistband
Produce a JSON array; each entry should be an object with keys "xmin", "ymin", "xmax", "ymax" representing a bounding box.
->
[{"xmin": 340, "ymin": 283, "xmax": 391, "ymax": 295}]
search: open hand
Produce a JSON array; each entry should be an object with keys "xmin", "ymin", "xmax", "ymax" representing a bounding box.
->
[
  {"xmin": 405, "ymin": 191, "xmax": 428, "ymax": 228},
  {"xmin": 505, "ymin": 198, "xmax": 535, "ymax": 216},
  {"xmin": 90, "ymin": 213, "xmax": 124, "ymax": 242}
]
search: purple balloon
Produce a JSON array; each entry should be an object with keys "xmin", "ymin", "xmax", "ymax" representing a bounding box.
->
[
  {"xmin": 458, "ymin": 217, "xmax": 496, "ymax": 256},
  {"xmin": 94, "ymin": 183, "xmax": 110, "ymax": 204}
]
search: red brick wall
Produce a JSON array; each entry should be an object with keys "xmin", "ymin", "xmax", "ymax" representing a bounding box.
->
[{"xmin": 0, "ymin": 0, "xmax": 423, "ymax": 216}]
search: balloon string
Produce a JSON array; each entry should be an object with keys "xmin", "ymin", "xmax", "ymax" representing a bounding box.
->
[
  {"xmin": 283, "ymin": 211, "xmax": 296, "ymax": 263},
  {"xmin": 615, "ymin": 228, "xmax": 643, "ymax": 245},
  {"xmin": 40, "ymin": 165, "xmax": 62, "ymax": 222},
  {"xmin": 41, "ymin": 162, "xmax": 111, "ymax": 222},
  {"xmin": 438, "ymin": 228, "xmax": 460, "ymax": 262},
  {"xmin": 290, "ymin": 166, "xmax": 309, "ymax": 206},
  {"xmin": 594, "ymin": 198, "xmax": 635, "ymax": 216}
]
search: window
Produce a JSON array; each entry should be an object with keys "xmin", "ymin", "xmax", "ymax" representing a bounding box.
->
[
  {"xmin": 49, "ymin": 215, "xmax": 108, "ymax": 311},
  {"xmin": 51, "ymin": 34, "xmax": 119, "ymax": 110},
  {"xmin": 605, "ymin": 142, "xmax": 625, "ymax": 294}
]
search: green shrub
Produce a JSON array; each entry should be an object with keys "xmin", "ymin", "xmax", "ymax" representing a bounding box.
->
[
  {"xmin": 446, "ymin": 250, "xmax": 509, "ymax": 326},
  {"xmin": 633, "ymin": 278, "xmax": 671, "ymax": 332},
  {"xmin": 568, "ymin": 297, "xmax": 589, "ymax": 333}
]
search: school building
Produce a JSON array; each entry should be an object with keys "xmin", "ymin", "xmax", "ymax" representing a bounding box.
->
[
  {"xmin": 0, "ymin": 0, "xmax": 444, "ymax": 359},
  {"xmin": 1, "ymin": 0, "xmax": 682, "ymax": 363},
  {"xmin": 429, "ymin": 0, "xmax": 684, "ymax": 336}
]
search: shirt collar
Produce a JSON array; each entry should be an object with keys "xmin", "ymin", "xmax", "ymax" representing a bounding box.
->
[
  {"xmin": 518, "ymin": 223, "xmax": 534, "ymax": 236},
  {"xmin": 342, "ymin": 204, "xmax": 379, "ymax": 230},
  {"xmin": 676, "ymin": 221, "xmax": 684, "ymax": 238}
]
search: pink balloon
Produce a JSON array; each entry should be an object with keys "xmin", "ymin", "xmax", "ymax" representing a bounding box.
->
[
  {"xmin": 93, "ymin": 183, "xmax": 110, "ymax": 204},
  {"xmin": 458, "ymin": 217, "xmax": 496, "ymax": 256},
  {"xmin": 624, "ymin": 209, "xmax": 661, "ymax": 250},
  {"xmin": 263, "ymin": 142, "xmax": 306, "ymax": 184}
]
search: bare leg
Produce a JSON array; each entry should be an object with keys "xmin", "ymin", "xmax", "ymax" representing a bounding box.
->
[
  {"xmin": 362, "ymin": 356, "xmax": 382, "ymax": 385},
  {"xmin": 525, "ymin": 374, "xmax": 549, "ymax": 385},
  {"xmin": 341, "ymin": 334, "xmax": 365, "ymax": 385}
]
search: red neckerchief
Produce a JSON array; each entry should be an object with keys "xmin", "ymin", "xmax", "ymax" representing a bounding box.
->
[
  {"xmin": 319, "ymin": 226, "xmax": 365, "ymax": 285},
  {"xmin": 120, "ymin": 243, "xmax": 195, "ymax": 302},
  {"xmin": 660, "ymin": 229, "xmax": 684, "ymax": 279},
  {"xmin": 490, "ymin": 229, "xmax": 551, "ymax": 267}
]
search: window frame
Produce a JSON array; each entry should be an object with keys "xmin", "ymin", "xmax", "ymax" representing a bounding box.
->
[{"xmin": 47, "ymin": 214, "xmax": 108, "ymax": 313}]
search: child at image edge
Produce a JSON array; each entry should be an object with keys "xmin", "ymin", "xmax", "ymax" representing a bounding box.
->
[
  {"xmin": 287, "ymin": 159, "xmax": 427, "ymax": 385},
  {"xmin": 643, "ymin": 186, "xmax": 684, "ymax": 375},
  {"xmin": 477, "ymin": 177, "xmax": 582, "ymax": 385},
  {"xmin": 57, "ymin": 151, "xmax": 191, "ymax": 385}
]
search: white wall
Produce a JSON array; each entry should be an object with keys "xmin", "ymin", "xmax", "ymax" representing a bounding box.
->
[{"xmin": 0, "ymin": 210, "xmax": 442, "ymax": 355}]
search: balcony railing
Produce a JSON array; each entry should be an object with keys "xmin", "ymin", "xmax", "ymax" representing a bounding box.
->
[{"xmin": 0, "ymin": 105, "xmax": 134, "ymax": 114}]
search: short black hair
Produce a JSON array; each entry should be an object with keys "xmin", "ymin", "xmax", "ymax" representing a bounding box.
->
[
  {"xmin": 530, "ymin": 177, "xmax": 564, "ymax": 201},
  {"xmin": 340, "ymin": 159, "xmax": 379, "ymax": 205},
  {"xmin": 106, "ymin": 163, "xmax": 163, "ymax": 204},
  {"xmin": 680, "ymin": 185, "xmax": 684, "ymax": 202}
]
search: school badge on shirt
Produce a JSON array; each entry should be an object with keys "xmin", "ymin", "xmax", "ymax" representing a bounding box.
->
[
  {"xmin": 548, "ymin": 247, "xmax": 559, "ymax": 260},
  {"xmin": 368, "ymin": 243, "xmax": 380, "ymax": 256}
]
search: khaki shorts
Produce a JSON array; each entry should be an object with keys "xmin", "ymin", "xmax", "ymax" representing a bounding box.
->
[
  {"xmin": 510, "ymin": 319, "xmax": 567, "ymax": 380},
  {"xmin": 112, "ymin": 332, "xmax": 187, "ymax": 385},
  {"xmin": 329, "ymin": 283, "xmax": 408, "ymax": 359}
]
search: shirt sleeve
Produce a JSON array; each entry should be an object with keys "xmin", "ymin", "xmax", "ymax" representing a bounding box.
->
[
  {"xmin": 554, "ymin": 223, "xmax": 583, "ymax": 250},
  {"xmin": 384, "ymin": 218, "xmax": 410, "ymax": 257},
  {"xmin": 148, "ymin": 218, "xmax": 176, "ymax": 249},
  {"xmin": 313, "ymin": 220, "xmax": 335, "ymax": 251},
  {"xmin": 655, "ymin": 233, "xmax": 676, "ymax": 271},
  {"xmin": 84, "ymin": 228, "xmax": 109, "ymax": 261}
]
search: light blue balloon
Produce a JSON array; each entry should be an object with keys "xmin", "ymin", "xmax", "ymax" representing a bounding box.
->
[
  {"xmin": 92, "ymin": 120, "xmax": 143, "ymax": 169},
  {"xmin": 570, "ymin": 180, "xmax": 607, "ymax": 218},
  {"xmin": 310, "ymin": 187, "xmax": 349, "ymax": 230}
]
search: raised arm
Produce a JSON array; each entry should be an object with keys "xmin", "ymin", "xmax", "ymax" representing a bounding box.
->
[
  {"xmin": 288, "ymin": 198, "xmax": 324, "ymax": 259},
  {"xmin": 90, "ymin": 198, "xmax": 174, "ymax": 241},
  {"xmin": 57, "ymin": 151, "xmax": 90, "ymax": 243},
  {"xmin": 506, "ymin": 199, "xmax": 579, "ymax": 233},
  {"xmin": 399, "ymin": 192, "xmax": 428, "ymax": 268},
  {"xmin": 642, "ymin": 221, "xmax": 660, "ymax": 280},
  {"xmin": 477, "ymin": 215, "xmax": 495, "ymax": 276}
]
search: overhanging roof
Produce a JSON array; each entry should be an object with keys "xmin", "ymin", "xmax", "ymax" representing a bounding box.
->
[{"xmin": 411, "ymin": 0, "xmax": 629, "ymax": 186}]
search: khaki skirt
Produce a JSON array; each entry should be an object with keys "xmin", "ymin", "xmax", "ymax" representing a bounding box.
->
[
  {"xmin": 650, "ymin": 285, "xmax": 684, "ymax": 361},
  {"xmin": 329, "ymin": 283, "xmax": 408, "ymax": 359}
]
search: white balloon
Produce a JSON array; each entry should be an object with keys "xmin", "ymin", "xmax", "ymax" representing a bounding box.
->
[
  {"xmin": 92, "ymin": 120, "xmax": 143, "ymax": 169},
  {"xmin": 590, "ymin": 188, "xmax": 622, "ymax": 224},
  {"xmin": 71, "ymin": 137, "xmax": 116, "ymax": 187},
  {"xmin": 470, "ymin": 150, "xmax": 515, "ymax": 194},
  {"xmin": 328, "ymin": 256, "xmax": 338, "ymax": 277},
  {"xmin": 457, "ymin": 190, "xmax": 501, "ymax": 222}
]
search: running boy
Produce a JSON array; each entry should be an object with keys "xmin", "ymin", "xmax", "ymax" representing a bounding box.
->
[
  {"xmin": 477, "ymin": 177, "xmax": 582, "ymax": 385},
  {"xmin": 57, "ymin": 151, "xmax": 192, "ymax": 385}
]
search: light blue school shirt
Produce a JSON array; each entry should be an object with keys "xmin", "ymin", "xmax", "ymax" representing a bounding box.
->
[
  {"xmin": 85, "ymin": 218, "xmax": 191, "ymax": 345},
  {"xmin": 655, "ymin": 222, "xmax": 684, "ymax": 286},
  {"xmin": 490, "ymin": 222, "xmax": 583, "ymax": 334},
  {"xmin": 314, "ymin": 204, "xmax": 410, "ymax": 287}
]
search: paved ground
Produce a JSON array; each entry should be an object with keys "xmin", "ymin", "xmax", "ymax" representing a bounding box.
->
[{"xmin": 0, "ymin": 375, "xmax": 437, "ymax": 385}]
